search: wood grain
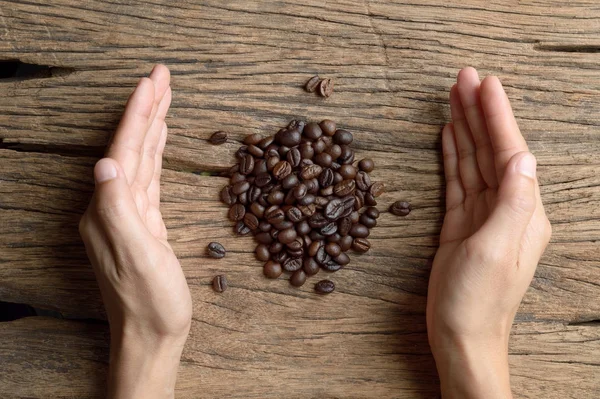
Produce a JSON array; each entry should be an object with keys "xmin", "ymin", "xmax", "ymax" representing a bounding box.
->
[{"xmin": 0, "ymin": 0, "xmax": 599, "ymax": 397}]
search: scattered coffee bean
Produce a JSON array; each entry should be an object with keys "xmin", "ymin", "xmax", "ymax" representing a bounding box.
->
[
  {"xmin": 318, "ymin": 78, "xmax": 334, "ymax": 98},
  {"xmin": 244, "ymin": 133, "xmax": 263, "ymax": 146},
  {"xmin": 365, "ymin": 206, "xmax": 380, "ymax": 219},
  {"xmin": 209, "ymin": 131, "xmax": 227, "ymax": 145},
  {"xmin": 315, "ymin": 279, "xmax": 335, "ymax": 294},
  {"xmin": 390, "ymin": 200, "xmax": 411, "ymax": 216},
  {"xmin": 358, "ymin": 158, "xmax": 374, "ymax": 172},
  {"xmin": 212, "ymin": 275, "xmax": 228, "ymax": 292},
  {"xmin": 264, "ymin": 261, "xmax": 283, "ymax": 279},
  {"xmin": 305, "ymin": 75, "xmax": 320, "ymax": 93},
  {"xmin": 207, "ymin": 242, "xmax": 226, "ymax": 259},
  {"xmin": 283, "ymin": 257, "xmax": 303, "ymax": 272},
  {"xmin": 359, "ymin": 213, "xmax": 377, "ymax": 229},
  {"xmin": 369, "ymin": 182, "xmax": 385, "ymax": 197},
  {"xmin": 352, "ymin": 237, "xmax": 371, "ymax": 253}
]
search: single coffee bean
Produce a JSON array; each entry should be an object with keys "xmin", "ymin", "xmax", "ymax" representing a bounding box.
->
[
  {"xmin": 333, "ymin": 252, "xmax": 350, "ymax": 266},
  {"xmin": 320, "ymin": 222, "xmax": 338, "ymax": 236},
  {"xmin": 338, "ymin": 164, "xmax": 357, "ymax": 179},
  {"xmin": 310, "ymin": 230, "xmax": 325, "ymax": 241},
  {"xmin": 298, "ymin": 203, "xmax": 316, "ymax": 217},
  {"xmin": 244, "ymin": 213, "xmax": 260, "ymax": 230},
  {"xmin": 316, "ymin": 246, "xmax": 331, "ymax": 265},
  {"xmin": 248, "ymin": 186, "xmax": 261, "ymax": 202},
  {"xmin": 353, "ymin": 191, "xmax": 364, "ymax": 211},
  {"xmin": 318, "ymin": 78, "xmax": 334, "ymax": 98},
  {"xmin": 301, "ymin": 164, "xmax": 323, "ymax": 180},
  {"xmin": 390, "ymin": 200, "xmax": 411, "ymax": 216},
  {"xmin": 315, "ymin": 152, "xmax": 333, "ymax": 167},
  {"xmin": 286, "ymin": 207, "xmax": 304, "ymax": 223},
  {"xmin": 269, "ymin": 242, "xmax": 283, "ymax": 254},
  {"xmin": 333, "ymin": 172, "xmax": 344, "ymax": 185},
  {"xmin": 303, "ymin": 257, "xmax": 320, "ymax": 276},
  {"xmin": 207, "ymin": 242, "xmax": 226, "ymax": 259},
  {"xmin": 338, "ymin": 217, "xmax": 352, "ymax": 236},
  {"xmin": 288, "ymin": 120, "xmax": 306, "ymax": 130},
  {"xmin": 352, "ymin": 237, "xmax": 371, "ymax": 253},
  {"xmin": 339, "ymin": 145, "xmax": 355, "ymax": 164},
  {"xmin": 267, "ymin": 190, "xmax": 285, "ymax": 205},
  {"xmin": 286, "ymin": 238, "xmax": 303, "ymax": 251},
  {"xmin": 209, "ymin": 131, "xmax": 227, "ymax": 145},
  {"xmin": 369, "ymin": 182, "xmax": 385, "ymax": 197},
  {"xmin": 349, "ymin": 211, "xmax": 360, "ymax": 223},
  {"xmin": 247, "ymin": 144, "xmax": 264, "ymax": 158},
  {"xmin": 235, "ymin": 145, "xmax": 248, "ymax": 160},
  {"xmin": 259, "ymin": 221, "xmax": 272, "ymax": 232},
  {"xmin": 232, "ymin": 180, "xmax": 250, "ymax": 195},
  {"xmin": 252, "ymin": 160, "xmax": 267, "ymax": 175},
  {"xmin": 284, "ymin": 189, "xmax": 296, "ymax": 205},
  {"xmin": 300, "ymin": 142, "xmax": 315, "ymax": 160},
  {"xmin": 355, "ymin": 171, "xmax": 372, "ymax": 191},
  {"xmin": 320, "ymin": 186, "xmax": 334, "ymax": 196},
  {"xmin": 282, "ymin": 173, "xmax": 299, "ymax": 189},
  {"xmin": 297, "ymin": 193, "xmax": 315, "ymax": 206},
  {"xmin": 255, "ymin": 244, "xmax": 270, "ymax": 261},
  {"xmin": 327, "ymin": 144, "xmax": 342, "ymax": 160},
  {"xmin": 325, "ymin": 242, "xmax": 341, "ymax": 257},
  {"xmin": 293, "ymin": 184, "xmax": 308, "ymax": 199},
  {"xmin": 278, "ymin": 227, "xmax": 298, "ymax": 244},
  {"xmin": 250, "ymin": 202, "xmax": 265, "ymax": 218},
  {"xmin": 258, "ymin": 136, "xmax": 274, "ymax": 149},
  {"xmin": 321, "ymin": 260, "xmax": 342, "ymax": 272},
  {"xmin": 309, "ymin": 212, "xmax": 328, "ymax": 228},
  {"xmin": 266, "ymin": 155, "xmax": 279, "ymax": 171},
  {"xmin": 315, "ymin": 279, "xmax": 335, "ymax": 294},
  {"xmin": 273, "ymin": 220, "xmax": 293, "ymax": 230},
  {"xmin": 277, "ymin": 128, "xmax": 302, "ymax": 147},
  {"xmin": 314, "ymin": 196, "xmax": 329, "ymax": 208},
  {"xmin": 265, "ymin": 205, "xmax": 285, "ymax": 224},
  {"xmin": 303, "ymin": 122, "xmax": 323, "ymax": 140},
  {"xmin": 318, "ymin": 168, "xmax": 334, "ymax": 188},
  {"xmin": 290, "ymin": 269, "xmax": 307, "ymax": 287},
  {"xmin": 305, "ymin": 75, "xmax": 320, "ymax": 92},
  {"xmin": 244, "ymin": 133, "xmax": 263, "ymax": 145},
  {"xmin": 341, "ymin": 195, "xmax": 356, "ymax": 210},
  {"xmin": 327, "ymin": 233, "xmax": 341, "ymax": 243},
  {"xmin": 312, "ymin": 139, "xmax": 326, "ymax": 154},
  {"xmin": 264, "ymin": 261, "xmax": 283, "ymax": 279},
  {"xmin": 220, "ymin": 185, "xmax": 237, "ymax": 205},
  {"xmin": 273, "ymin": 160, "xmax": 292, "ymax": 180},
  {"xmin": 339, "ymin": 235, "xmax": 353, "ymax": 251},
  {"xmin": 365, "ymin": 192, "xmax": 377, "ymax": 206},
  {"xmin": 340, "ymin": 206, "xmax": 353, "ymax": 218},
  {"xmin": 286, "ymin": 147, "xmax": 302, "ymax": 167},
  {"xmin": 365, "ymin": 206, "xmax": 380, "ymax": 219},
  {"xmin": 227, "ymin": 164, "xmax": 239, "ymax": 177},
  {"xmin": 308, "ymin": 241, "xmax": 323, "ymax": 257},
  {"xmin": 349, "ymin": 223, "xmax": 370, "ymax": 238},
  {"xmin": 319, "ymin": 120, "xmax": 336, "ymax": 136},
  {"xmin": 324, "ymin": 198, "xmax": 345, "ymax": 220},
  {"xmin": 283, "ymin": 257, "xmax": 303, "ymax": 272},
  {"xmin": 234, "ymin": 221, "xmax": 251, "ymax": 235},
  {"xmin": 272, "ymin": 251, "xmax": 288, "ymax": 263},
  {"xmin": 321, "ymin": 136, "xmax": 333, "ymax": 147},
  {"xmin": 255, "ymin": 231, "xmax": 273, "ymax": 245},
  {"xmin": 358, "ymin": 158, "xmax": 375, "ymax": 172},
  {"xmin": 333, "ymin": 129, "xmax": 353, "ymax": 145},
  {"xmin": 359, "ymin": 213, "xmax": 377, "ymax": 229},
  {"xmin": 334, "ymin": 179, "xmax": 356, "ymax": 197},
  {"xmin": 212, "ymin": 275, "xmax": 228, "ymax": 292},
  {"xmin": 228, "ymin": 204, "xmax": 245, "ymax": 221},
  {"xmin": 230, "ymin": 172, "xmax": 246, "ymax": 184},
  {"xmin": 287, "ymin": 248, "xmax": 304, "ymax": 258},
  {"xmin": 254, "ymin": 172, "xmax": 272, "ymax": 188}
]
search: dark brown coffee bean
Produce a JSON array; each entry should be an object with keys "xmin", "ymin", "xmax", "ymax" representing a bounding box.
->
[
  {"xmin": 309, "ymin": 213, "xmax": 328, "ymax": 228},
  {"xmin": 277, "ymin": 128, "xmax": 302, "ymax": 147},
  {"xmin": 284, "ymin": 189, "xmax": 296, "ymax": 205},
  {"xmin": 226, "ymin": 164, "xmax": 239, "ymax": 177},
  {"xmin": 349, "ymin": 223, "xmax": 370, "ymax": 238},
  {"xmin": 269, "ymin": 242, "xmax": 283, "ymax": 254},
  {"xmin": 253, "ymin": 159, "xmax": 268, "ymax": 176},
  {"xmin": 365, "ymin": 206, "xmax": 380, "ymax": 219},
  {"xmin": 220, "ymin": 185, "xmax": 237, "ymax": 205},
  {"xmin": 255, "ymin": 244, "xmax": 270, "ymax": 261},
  {"xmin": 234, "ymin": 221, "xmax": 251, "ymax": 235},
  {"xmin": 320, "ymin": 186, "xmax": 334, "ymax": 196},
  {"xmin": 318, "ymin": 78, "xmax": 333, "ymax": 98},
  {"xmin": 300, "ymin": 142, "xmax": 315, "ymax": 160},
  {"xmin": 248, "ymin": 204, "xmax": 263, "ymax": 220},
  {"xmin": 327, "ymin": 144, "xmax": 342, "ymax": 160},
  {"xmin": 297, "ymin": 193, "xmax": 315, "ymax": 206},
  {"xmin": 256, "ymin": 232, "xmax": 273, "ymax": 245},
  {"xmin": 310, "ymin": 230, "xmax": 325, "ymax": 241},
  {"xmin": 352, "ymin": 237, "xmax": 371, "ymax": 253},
  {"xmin": 312, "ymin": 139, "xmax": 326, "ymax": 154},
  {"xmin": 207, "ymin": 242, "xmax": 226, "ymax": 259},
  {"xmin": 244, "ymin": 133, "xmax": 263, "ymax": 146},
  {"xmin": 288, "ymin": 249, "xmax": 304, "ymax": 258},
  {"xmin": 212, "ymin": 275, "xmax": 228, "ymax": 292},
  {"xmin": 338, "ymin": 217, "xmax": 352, "ymax": 236},
  {"xmin": 254, "ymin": 172, "xmax": 271, "ymax": 188},
  {"xmin": 339, "ymin": 235, "xmax": 353, "ymax": 251},
  {"xmin": 316, "ymin": 246, "xmax": 331, "ymax": 264},
  {"xmin": 298, "ymin": 204, "xmax": 316, "ymax": 217},
  {"xmin": 209, "ymin": 131, "xmax": 227, "ymax": 145},
  {"xmin": 341, "ymin": 195, "xmax": 356, "ymax": 210},
  {"xmin": 349, "ymin": 211, "xmax": 360, "ymax": 223},
  {"xmin": 286, "ymin": 147, "xmax": 302, "ymax": 167},
  {"xmin": 303, "ymin": 122, "xmax": 323, "ymax": 140},
  {"xmin": 315, "ymin": 279, "xmax": 335, "ymax": 294},
  {"xmin": 308, "ymin": 241, "xmax": 323, "ymax": 257},
  {"xmin": 272, "ymin": 251, "xmax": 288, "ymax": 263},
  {"xmin": 287, "ymin": 238, "xmax": 303, "ymax": 252},
  {"xmin": 258, "ymin": 136, "xmax": 274, "ymax": 149},
  {"xmin": 232, "ymin": 181, "xmax": 250, "ymax": 195},
  {"xmin": 354, "ymin": 191, "xmax": 365, "ymax": 211},
  {"xmin": 264, "ymin": 261, "xmax": 282, "ymax": 279},
  {"xmin": 267, "ymin": 190, "xmax": 285, "ymax": 205},
  {"xmin": 324, "ymin": 198, "xmax": 345, "ymax": 220},
  {"xmin": 246, "ymin": 145, "xmax": 262, "ymax": 159},
  {"xmin": 339, "ymin": 145, "xmax": 355, "ymax": 164},
  {"xmin": 228, "ymin": 204, "xmax": 245, "ymax": 221},
  {"xmin": 266, "ymin": 156, "xmax": 279, "ymax": 171},
  {"xmin": 230, "ymin": 172, "xmax": 246, "ymax": 184},
  {"xmin": 286, "ymin": 207, "xmax": 304, "ymax": 223},
  {"xmin": 334, "ymin": 179, "xmax": 356, "ymax": 197},
  {"xmin": 314, "ymin": 196, "xmax": 329, "ymax": 208},
  {"xmin": 244, "ymin": 213, "xmax": 260, "ymax": 230},
  {"xmin": 235, "ymin": 145, "xmax": 248, "ymax": 160},
  {"xmin": 283, "ymin": 257, "xmax": 302, "ymax": 272},
  {"xmin": 293, "ymin": 184, "xmax": 307, "ymax": 199},
  {"xmin": 390, "ymin": 201, "xmax": 411, "ymax": 216},
  {"xmin": 273, "ymin": 160, "xmax": 292, "ymax": 180},
  {"xmin": 331, "ymin": 162, "xmax": 341, "ymax": 171},
  {"xmin": 333, "ymin": 129, "xmax": 353, "ymax": 145},
  {"xmin": 327, "ymin": 233, "xmax": 341, "ymax": 243},
  {"xmin": 278, "ymin": 228, "xmax": 297, "ymax": 244},
  {"xmin": 273, "ymin": 220, "xmax": 293, "ymax": 230},
  {"xmin": 369, "ymin": 182, "xmax": 385, "ymax": 197},
  {"xmin": 270, "ymin": 228, "xmax": 279, "ymax": 240},
  {"xmin": 321, "ymin": 222, "xmax": 338, "ymax": 236},
  {"xmin": 325, "ymin": 242, "xmax": 341, "ymax": 257},
  {"xmin": 359, "ymin": 213, "xmax": 377, "ymax": 229},
  {"xmin": 282, "ymin": 173, "xmax": 299, "ymax": 189},
  {"xmin": 338, "ymin": 164, "xmax": 357, "ymax": 179},
  {"xmin": 301, "ymin": 164, "xmax": 323, "ymax": 180},
  {"xmin": 333, "ymin": 252, "xmax": 350, "ymax": 266},
  {"xmin": 237, "ymin": 191, "xmax": 248, "ymax": 205},
  {"xmin": 303, "ymin": 257, "xmax": 320, "ymax": 276},
  {"xmin": 315, "ymin": 152, "xmax": 333, "ymax": 167},
  {"xmin": 248, "ymin": 186, "xmax": 261, "ymax": 203},
  {"xmin": 259, "ymin": 221, "xmax": 271, "ymax": 232},
  {"xmin": 365, "ymin": 192, "xmax": 377, "ymax": 206},
  {"xmin": 355, "ymin": 171, "xmax": 372, "ymax": 191},
  {"xmin": 320, "ymin": 259, "xmax": 341, "ymax": 271},
  {"xmin": 317, "ymin": 120, "xmax": 335, "ymax": 138},
  {"xmin": 333, "ymin": 172, "xmax": 343, "ymax": 185},
  {"xmin": 305, "ymin": 75, "xmax": 320, "ymax": 92},
  {"xmin": 318, "ymin": 168, "xmax": 334, "ymax": 188},
  {"xmin": 290, "ymin": 269, "xmax": 307, "ymax": 287},
  {"xmin": 265, "ymin": 205, "xmax": 285, "ymax": 224},
  {"xmin": 287, "ymin": 120, "xmax": 305, "ymax": 130},
  {"xmin": 358, "ymin": 158, "xmax": 374, "ymax": 172}
]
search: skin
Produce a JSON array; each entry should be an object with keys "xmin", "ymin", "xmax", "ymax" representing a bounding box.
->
[{"xmin": 79, "ymin": 65, "xmax": 551, "ymax": 398}]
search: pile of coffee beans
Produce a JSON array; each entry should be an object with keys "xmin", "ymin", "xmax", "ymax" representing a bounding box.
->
[{"xmin": 220, "ymin": 120, "xmax": 383, "ymax": 293}]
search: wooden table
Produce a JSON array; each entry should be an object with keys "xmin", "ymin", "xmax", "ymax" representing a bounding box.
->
[{"xmin": 1, "ymin": 1, "xmax": 599, "ymax": 397}]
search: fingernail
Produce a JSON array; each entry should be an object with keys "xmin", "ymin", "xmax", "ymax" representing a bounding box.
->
[
  {"xmin": 95, "ymin": 159, "xmax": 118, "ymax": 183},
  {"xmin": 516, "ymin": 153, "xmax": 536, "ymax": 179}
]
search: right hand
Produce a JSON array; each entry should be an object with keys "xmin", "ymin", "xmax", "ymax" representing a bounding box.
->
[{"xmin": 427, "ymin": 67, "xmax": 552, "ymax": 398}]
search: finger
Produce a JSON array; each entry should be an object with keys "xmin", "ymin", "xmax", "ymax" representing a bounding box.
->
[
  {"xmin": 92, "ymin": 158, "xmax": 152, "ymax": 246},
  {"xmin": 135, "ymin": 86, "xmax": 172, "ymax": 190},
  {"xmin": 450, "ymin": 84, "xmax": 486, "ymax": 195},
  {"xmin": 480, "ymin": 76, "xmax": 528, "ymax": 183},
  {"xmin": 106, "ymin": 78, "xmax": 155, "ymax": 185},
  {"xmin": 472, "ymin": 152, "xmax": 537, "ymax": 255},
  {"xmin": 148, "ymin": 122, "xmax": 168, "ymax": 210},
  {"xmin": 456, "ymin": 68, "xmax": 498, "ymax": 188},
  {"xmin": 442, "ymin": 123, "xmax": 465, "ymax": 210}
]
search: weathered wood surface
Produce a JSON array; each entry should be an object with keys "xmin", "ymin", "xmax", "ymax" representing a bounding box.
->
[{"xmin": 0, "ymin": 0, "xmax": 599, "ymax": 397}]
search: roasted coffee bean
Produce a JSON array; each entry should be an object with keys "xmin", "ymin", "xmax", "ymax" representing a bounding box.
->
[
  {"xmin": 310, "ymin": 230, "xmax": 325, "ymax": 241},
  {"xmin": 264, "ymin": 261, "xmax": 283, "ymax": 279},
  {"xmin": 301, "ymin": 234, "xmax": 312, "ymax": 248},
  {"xmin": 333, "ymin": 129, "xmax": 353, "ymax": 145},
  {"xmin": 266, "ymin": 155, "xmax": 279, "ymax": 171},
  {"xmin": 248, "ymin": 186, "xmax": 261, "ymax": 203},
  {"xmin": 244, "ymin": 213, "xmax": 260, "ymax": 230},
  {"xmin": 320, "ymin": 259, "xmax": 341, "ymax": 271},
  {"xmin": 247, "ymin": 144, "xmax": 264, "ymax": 158},
  {"xmin": 321, "ymin": 222, "xmax": 338, "ymax": 236},
  {"xmin": 272, "ymin": 251, "xmax": 288, "ymax": 263},
  {"xmin": 331, "ymin": 162, "xmax": 341, "ymax": 170},
  {"xmin": 341, "ymin": 195, "xmax": 356, "ymax": 210},
  {"xmin": 277, "ymin": 128, "xmax": 302, "ymax": 147},
  {"xmin": 256, "ymin": 232, "xmax": 273, "ymax": 245},
  {"xmin": 338, "ymin": 217, "xmax": 352, "ymax": 236},
  {"xmin": 255, "ymin": 244, "xmax": 271, "ymax": 261},
  {"xmin": 333, "ymin": 252, "xmax": 350, "ymax": 266},
  {"xmin": 209, "ymin": 131, "xmax": 227, "ymax": 145},
  {"xmin": 365, "ymin": 206, "xmax": 380, "ymax": 219},
  {"xmin": 352, "ymin": 237, "xmax": 371, "ymax": 253},
  {"xmin": 339, "ymin": 145, "xmax": 355, "ymax": 164},
  {"xmin": 286, "ymin": 207, "xmax": 304, "ymax": 223},
  {"xmin": 324, "ymin": 198, "xmax": 345, "ymax": 220},
  {"xmin": 334, "ymin": 179, "xmax": 356, "ymax": 197},
  {"xmin": 327, "ymin": 144, "xmax": 342, "ymax": 160},
  {"xmin": 299, "ymin": 142, "xmax": 315, "ymax": 160},
  {"xmin": 207, "ymin": 242, "xmax": 226, "ymax": 259},
  {"xmin": 358, "ymin": 158, "xmax": 374, "ymax": 172},
  {"xmin": 315, "ymin": 152, "xmax": 333, "ymax": 167},
  {"xmin": 314, "ymin": 196, "xmax": 329, "ymax": 208},
  {"xmin": 316, "ymin": 246, "xmax": 331, "ymax": 265},
  {"xmin": 290, "ymin": 269, "xmax": 307, "ymax": 287},
  {"xmin": 220, "ymin": 185, "xmax": 237, "ymax": 205},
  {"xmin": 319, "ymin": 120, "xmax": 336, "ymax": 136},
  {"xmin": 355, "ymin": 171, "xmax": 372, "ymax": 191},
  {"xmin": 365, "ymin": 192, "xmax": 377, "ymax": 206},
  {"xmin": 297, "ymin": 193, "xmax": 315, "ymax": 206},
  {"xmin": 359, "ymin": 213, "xmax": 377, "ymax": 229},
  {"xmin": 327, "ymin": 233, "xmax": 341, "ymax": 243},
  {"xmin": 349, "ymin": 223, "xmax": 370, "ymax": 238},
  {"xmin": 235, "ymin": 145, "xmax": 248, "ymax": 160},
  {"xmin": 325, "ymin": 242, "xmax": 341, "ymax": 257},
  {"xmin": 309, "ymin": 212, "xmax": 328, "ymax": 228},
  {"xmin": 369, "ymin": 182, "xmax": 385, "ymax": 197},
  {"xmin": 249, "ymin": 203, "xmax": 264, "ymax": 219},
  {"xmin": 390, "ymin": 200, "xmax": 411, "ymax": 216},
  {"xmin": 230, "ymin": 172, "xmax": 246, "ymax": 184},
  {"xmin": 315, "ymin": 279, "xmax": 335, "ymax": 294},
  {"xmin": 259, "ymin": 221, "xmax": 272, "ymax": 232},
  {"xmin": 303, "ymin": 257, "xmax": 320, "ymax": 276},
  {"xmin": 283, "ymin": 257, "xmax": 303, "ymax": 272},
  {"xmin": 226, "ymin": 164, "xmax": 240, "ymax": 177},
  {"xmin": 228, "ymin": 204, "xmax": 245, "ymax": 221},
  {"xmin": 284, "ymin": 189, "xmax": 296, "ymax": 205},
  {"xmin": 234, "ymin": 221, "xmax": 251, "ymax": 235},
  {"xmin": 265, "ymin": 205, "xmax": 285, "ymax": 224},
  {"xmin": 321, "ymin": 136, "xmax": 333, "ymax": 147},
  {"xmin": 244, "ymin": 133, "xmax": 263, "ymax": 146},
  {"xmin": 301, "ymin": 164, "xmax": 323, "ymax": 180},
  {"xmin": 212, "ymin": 275, "xmax": 228, "ymax": 292},
  {"xmin": 349, "ymin": 211, "xmax": 360, "ymax": 223},
  {"xmin": 273, "ymin": 160, "xmax": 292, "ymax": 180},
  {"xmin": 320, "ymin": 186, "xmax": 334, "ymax": 196},
  {"xmin": 237, "ymin": 191, "xmax": 248, "ymax": 205},
  {"xmin": 269, "ymin": 242, "xmax": 283, "ymax": 254},
  {"xmin": 284, "ymin": 147, "xmax": 300, "ymax": 167},
  {"xmin": 339, "ymin": 235, "xmax": 353, "ymax": 251},
  {"xmin": 282, "ymin": 173, "xmax": 299, "ymax": 189},
  {"xmin": 232, "ymin": 181, "xmax": 250, "ymax": 195},
  {"xmin": 293, "ymin": 184, "xmax": 307, "ymax": 199},
  {"xmin": 258, "ymin": 136, "xmax": 274, "ymax": 149},
  {"xmin": 308, "ymin": 240, "xmax": 323, "ymax": 257},
  {"xmin": 252, "ymin": 159, "xmax": 268, "ymax": 176},
  {"xmin": 305, "ymin": 75, "xmax": 320, "ymax": 92},
  {"xmin": 303, "ymin": 122, "xmax": 323, "ymax": 140},
  {"xmin": 286, "ymin": 238, "xmax": 303, "ymax": 251},
  {"xmin": 319, "ymin": 168, "xmax": 334, "ymax": 188},
  {"xmin": 298, "ymin": 203, "xmax": 316, "ymax": 217},
  {"xmin": 318, "ymin": 78, "xmax": 333, "ymax": 97},
  {"xmin": 288, "ymin": 120, "xmax": 305, "ymax": 131},
  {"xmin": 272, "ymin": 220, "xmax": 294, "ymax": 230},
  {"xmin": 333, "ymin": 172, "xmax": 344, "ymax": 185},
  {"xmin": 254, "ymin": 173, "xmax": 272, "ymax": 188},
  {"xmin": 278, "ymin": 228, "xmax": 298, "ymax": 244},
  {"xmin": 288, "ymin": 249, "xmax": 304, "ymax": 258},
  {"xmin": 340, "ymin": 206, "xmax": 353, "ymax": 218},
  {"xmin": 267, "ymin": 190, "xmax": 285, "ymax": 205},
  {"xmin": 338, "ymin": 164, "xmax": 357, "ymax": 179},
  {"xmin": 270, "ymin": 229, "xmax": 279, "ymax": 240},
  {"xmin": 312, "ymin": 139, "xmax": 326, "ymax": 154}
]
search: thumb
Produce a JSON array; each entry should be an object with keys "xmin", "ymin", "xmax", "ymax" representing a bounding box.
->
[
  {"xmin": 92, "ymin": 158, "xmax": 150, "ymax": 244},
  {"xmin": 474, "ymin": 152, "xmax": 537, "ymax": 253}
]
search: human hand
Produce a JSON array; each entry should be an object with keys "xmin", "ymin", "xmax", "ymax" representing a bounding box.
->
[
  {"xmin": 427, "ymin": 68, "xmax": 551, "ymax": 398},
  {"xmin": 79, "ymin": 65, "xmax": 192, "ymax": 399}
]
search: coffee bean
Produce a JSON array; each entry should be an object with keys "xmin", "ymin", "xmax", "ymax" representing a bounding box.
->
[
  {"xmin": 309, "ymin": 213, "xmax": 328, "ymax": 228},
  {"xmin": 338, "ymin": 217, "xmax": 352, "ymax": 236},
  {"xmin": 282, "ymin": 173, "xmax": 299, "ymax": 189},
  {"xmin": 303, "ymin": 122, "xmax": 323, "ymax": 140},
  {"xmin": 333, "ymin": 129, "xmax": 353, "ymax": 145},
  {"xmin": 273, "ymin": 160, "xmax": 292, "ymax": 180},
  {"xmin": 301, "ymin": 235, "xmax": 312, "ymax": 249},
  {"xmin": 266, "ymin": 156, "xmax": 279, "ymax": 171},
  {"xmin": 207, "ymin": 242, "xmax": 226, "ymax": 259},
  {"xmin": 338, "ymin": 164, "xmax": 357, "ymax": 179},
  {"xmin": 339, "ymin": 145, "xmax": 355, "ymax": 164},
  {"xmin": 283, "ymin": 257, "xmax": 303, "ymax": 272},
  {"xmin": 269, "ymin": 242, "xmax": 283, "ymax": 254},
  {"xmin": 256, "ymin": 232, "xmax": 274, "ymax": 245},
  {"xmin": 320, "ymin": 222, "xmax": 338, "ymax": 236},
  {"xmin": 212, "ymin": 275, "xmax": 228, "ymax": 292},
  {"xmin": 319, "ymin": 168, "xmax": 334, "ymax": 188},
  {"xmin": 339, "ymin": 235, "xmax": 353, "ymax": 251},
  {"xmin": 327, "ymin": 233, "xmax": 341, "ymax": 243},
  {"xmin": 272, "ymin": 251, "xmax": 288, "ymax": 263},
  {"xmin": 333, "ymin": 172, "xmax": 343, "ymax": 185},
  {"xmin": 220, "ymin": 185, "xmax": 237, "ymax": 205},
  {"xmin": 248, "ymin": 186, "xmax": 261, "ymax": 203},
  {"xmin": 365, "ymin": 206, "xmax": 380, "ymax": 219},
  {"xmin": 327, "ymin": 144, "xmax": 342, "ymax": 160},
  {"xmin": 267, "ymin": 190, "xmax": 285, "ymax": 205},
  {"xmin": 316, "ymin": 246, "xmax": 331, "ymax": 265},
  {"xmin": 308, "ymin": 241, "xmax": 322, "ymax": 257},
  {"xmin": 320, "ymin": 186, "xmax": 334, "ymax": 197},
  {"xmin": 365, "ymin": 192, "xmax": 377, "ymax": 206},
  {"xmin": 299, "ymin": 158, "xmax": 314, "ymax": 169},
  {"xmin": 315, "ymin": 279, "xmax": 335, "ymax": 294},
  {"xmin": 298, "ymin": 203, "xmax": 316, "ymax": 217},
  {"xmin": 230, "ymin": 172, "xmax": 246, "ymax": 184},
  {"xmin": 297, "ymin": 193, "xmax": 315, "ymax": 206},
  {"xmin": 244, "ymin": 213, "xmax": 260, "ymax": 230},
  {"xmin": 277, "ymin": 128, "xmax": 302, "ymax": 147},
  {"xmin": 310, "ymin": 230, "xmax": 325, "ymax": 241},
  {"xmin": 258, "ymin": 221, "xmax": 271, "ymax": 232},
  {"xmin": 244, "ymin": 133, "xmax": 263, "ymax": 146},
  {"xmin": 228, "ymin": 204, "xmax": 245, "ymax": 221},
  {"xmin": 334, "ymin": 179, "xmax": 356, "ymax": 197},
  {"xmin": 305, "ymin": 75, "xmax": 320, "ymax": 92},
  {"xmin": 258, "ymin": 136, "xmax": 274, "ymax": 149},
  {"xmin": 284, "ymin": 189, "xmax": 296, "ymax": 205},
  {"xmin": 351, "ymin": 237, "xmax": 371, "ymax": 254},
  {"xmin": 234, "ymin": 221, "xmax": 251, "ymax": 235},
  {"xmin": 359, "ymin": 213, "xmax": 377, "ymax": 229},
  {"xmin": 273, "ymin": 220, "xmax": 293, "ymax": 230},
  {"xmin": 254, "ymin": 173, "xmax": 272, "ymax": 188},
  {"xmin": 315, "ymin": 152, "xmax": 333, "ymax": 167},
  {"xmin": 349, "ymin": 223, "xmax": 370, "ymax": 238},
  {"xmin": 301, "ymin": 164, "xmax": 323, "ymax": 180},
  {"xmin": 256, "ymin": 244, "xmax": 270, "ymax": 261},
  {"xmin": 286, "ymin": 147, "xmax": 302, "ymax": 167},
  {"xmin": 226, "ymin": 164, "xmax": 240, "ymax": 177},
  {"xmin": 235, "ymin": 189, "xmax": 245, "ymax": 204},
  {"xmin": 341, "ymin": 195, "xmax": 356, "ymax": 210},
  {"xmin": 358, "ymin": 158, "xmax": 374, "ymax": 172},
  {"xmin": 333, "ymin": 252, "xmax": 350, "ymax": 266},
  {"xmin": 286, "ymin": 207, "xmax": 304, "ymax": 223},
  {"xmin": 314, "ymin": 196, "xmax": 329, "ymax": 208},
  {"xmin": 355, "ymin": 171, "xmax": 372, "ymax": 191},
  {"xmin": 369, "ymin": 182, "xmax": 385, "ymax": 197},
  {"xmin": 290, "ymin": 269, "xmax": 307, "ymax": 287},
  {"xmin": 318, "ymin": 78, "xmax": 334, "ymax": 98},
  {"xmin": 324, "ymin": 198, "xmax": 345, "ymax": 220},
  {"xmin": 232, "ymin": 181, "xmax": 250, "ymax": 195},
  {"xmin": 300, "ymin": 142, "xmax": 315, "ymax": 160},
  {"xmin": 319, "ymin": 120, "xmax": 336, "ymax": 136},
  {"xmin": 321, "ymin": 136, "xmax": 333, "ymax": 147},
  {"xmin": 209, "ymin": 131, "xmax": 227, "ymax": 145},
  {"xmin": 235, "ymin": 145, "xmax": 248, "ymax": 160},
  {"xmin": 288, "ymin": 120, "xmax": 305, "ymax": 131},
  {"xmin": 350, "ymin": 211, "xmax": 360, "ymax": 223},
  {"xmin": 322, "ymin": 260, "xmax": 342, "ymax": 272},
  {"xmin": 264, "ymin": 261, "xmax": 282, "ymax": 279},
  {"xmin": 312, "ymin": 139, "xmax": 326, "ymax": 154},
  {"xmin": 293, "ymin": 184, "xmax": 307, "ymax": 199},
  {"xmin": 253, "ymin": 160, "xmax": 268, "ymax": 175},
  {"xmin": 265, "ymin": 205, "xmax": 285, "ymax": 224},
  {"xmin": 278, "ymin": 227, "xmax": 297, "ymax": 244},
  {"xmin": 390, "ymin": 200, "xmax": 411, "ymax": 216},
  {"xmin": 325, "ymin": 242, "xmax": 341, "ymax": 257},
  {"xmin": 303, "ymin": 257, "xmax": 320, "ymax": 276}
]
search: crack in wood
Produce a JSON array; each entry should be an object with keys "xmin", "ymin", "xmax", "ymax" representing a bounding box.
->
[
  {"xmin": 534, "ymin": 44, "xmax": 600, "ymax": 53},
  {"xmin": 0, "ymin": 59, "xmax": 75, "ymax": 81}
]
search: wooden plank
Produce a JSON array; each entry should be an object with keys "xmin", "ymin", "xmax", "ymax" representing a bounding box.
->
[{"xmin": 1, "ymin": 317, "xmax": 598, "ymax": 398}]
